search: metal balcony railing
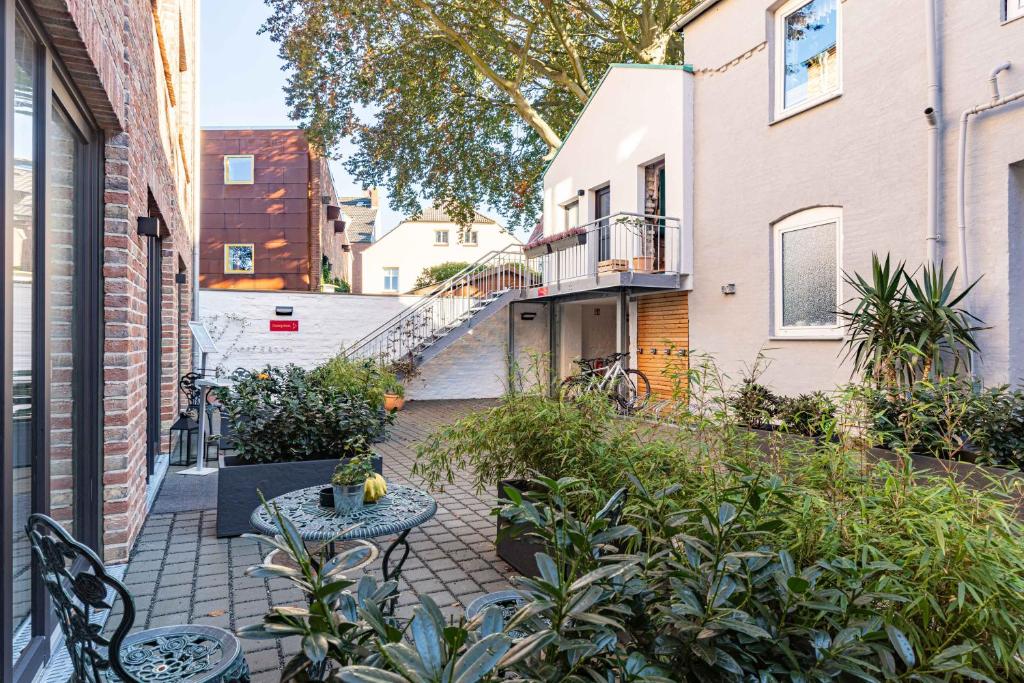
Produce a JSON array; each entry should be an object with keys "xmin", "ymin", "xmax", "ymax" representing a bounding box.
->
[{"xmin": 525, "ymin": 212, "xmax": 682, "ymax": 288}]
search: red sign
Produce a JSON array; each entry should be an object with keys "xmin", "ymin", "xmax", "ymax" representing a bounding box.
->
[
  {"xmin": 537, "ymin": 287, "xmax": 548, "ymax": 297},
  {"xmin": 269, "ymin": 320, "xmax": 299, "ymax": 332}
]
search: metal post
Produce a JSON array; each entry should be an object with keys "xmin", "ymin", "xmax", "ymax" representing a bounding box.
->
[
  {"xmin": 548, "ymin": 301, "xmax": 558, "ymax": 396},
  {"xmin": 617, "ymin": 289, "xmax": 629, "ymax": 368},
  {"xmin": 507, "ymin": 301, "xmax": 516, "ymax": 390}
]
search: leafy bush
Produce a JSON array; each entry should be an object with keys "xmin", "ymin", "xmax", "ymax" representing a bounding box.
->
[
  {"xmin": 776, "ymin": 391, "xmax": 838, "ymax": 438},
  {"xmin": 862, "ymin": 378, "xmax": 1024, "ymax": 469},
  {"xmin": 728, "ymin": 380, "xmax": 780, "ymax": 430},
  {"xmin": 215, "ymin": 365, "xmax": 392, "ymax": 464},
  {"xmin": 413, "ymin": 261, "xmax": 471, "ymax": 290},
  {"xmin": 312, "ymin": 356, "xmax": 401, "ymax": 411}
]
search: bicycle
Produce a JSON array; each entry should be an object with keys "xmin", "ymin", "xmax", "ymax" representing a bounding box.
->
[{"xmin": 560, "ymin": 351, "xmax": 651, "ymax": 412}]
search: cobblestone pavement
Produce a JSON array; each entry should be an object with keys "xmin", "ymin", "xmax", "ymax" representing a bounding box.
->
[{"xmin": 116, "ymin": 400, "xmax": 511, "ymax": 682}]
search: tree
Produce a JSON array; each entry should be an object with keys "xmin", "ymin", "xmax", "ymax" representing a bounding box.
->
[
  {"xmin": 414, "ymin": 261, "xmax": 472, "ymax": 290},
  {"xmin": 261, "ymin": 1, "xmax": 697, "ymax": 230}
]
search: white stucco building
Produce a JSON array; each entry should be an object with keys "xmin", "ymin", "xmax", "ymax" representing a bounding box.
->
[{"xmin": 359, "ymin": 207, "xmax": 521, "ymax": 295}]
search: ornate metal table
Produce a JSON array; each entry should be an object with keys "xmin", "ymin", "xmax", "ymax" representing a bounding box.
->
[{"xmin": 250, "ymin": 484, "xmax": 437, "ymax": 594}]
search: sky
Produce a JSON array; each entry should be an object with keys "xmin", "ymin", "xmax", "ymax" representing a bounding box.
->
[{"xmin": 199, "ymin": 1, "xmax": 405, "ymax": 230}]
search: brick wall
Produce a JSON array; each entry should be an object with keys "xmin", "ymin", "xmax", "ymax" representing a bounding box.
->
[{"xmin": 32, "ymin": 0, "xmax": 199, "ymax": 561}]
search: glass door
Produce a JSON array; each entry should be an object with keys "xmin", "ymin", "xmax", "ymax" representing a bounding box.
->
[
  {"xmin": 595, "ymin": 186, "xmax": 611, "ymax": 263},
  {"xmin": 4, "ymin": 4, "xmax": 103, "ymax": 680}
]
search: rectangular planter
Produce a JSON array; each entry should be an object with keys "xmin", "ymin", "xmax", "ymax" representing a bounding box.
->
[
  {"xmin": 216, "ymin": 452, "xmax": 382, "ymax": 537},
  {"xmin": 495, "ymin": 479, "xmax": 545, "ymax": 577}
]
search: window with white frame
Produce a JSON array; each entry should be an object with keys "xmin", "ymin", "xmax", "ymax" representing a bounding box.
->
[
  {"xmin": 1008, "ymin": 0, "xmax": 1024, "ymax": 20},
  {"xmin": 775, "ymin": 0, "xmax": 840, "ymax": 117},
  {"xmin": 564, "ymin": 201, "xmax": 579, "ymax": 230},
  {"xmin": 223, "ymin": 155, "xmax": 254, "ymax": 184},
  {"xmin": 383, "ymin": 267, "xmax": 399, "ymax": 292},
  {"xmin": 434, "ymin": 229, "xmax": 449, "ymax": 245},
  {"xmin": 772, "ymin": 207, "xmax": 841, "ymax": 336},
  {"xmin": 462, "ymin": 229, "xmax": 479, "ymax": 246}
]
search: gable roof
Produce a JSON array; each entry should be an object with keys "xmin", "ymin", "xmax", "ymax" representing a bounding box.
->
[
  {"xmin": 542, "ymin": 63, "xmax": 693, "ymax": 182},
  {"xmin": 405, "ymin": 205, "xmax": 496, "ymax": 225},
  {"xmin": 339, "ymin": 196, "xmax": 378, "ymax": 243}
]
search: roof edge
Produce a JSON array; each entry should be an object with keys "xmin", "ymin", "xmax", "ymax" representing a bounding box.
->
[
  {"xmin": 670, "ymin": 0, "xmax": 726, "ymax": 31},
  {"xmin": 542, "ymin": 63, "xmax": 692, "ymax": 181}
]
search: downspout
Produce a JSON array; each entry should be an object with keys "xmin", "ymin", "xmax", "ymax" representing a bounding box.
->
[
  {"xmin": 956, "ymin": 61, "xmax": 1024, "ymax": 374},
  {"xmin": 924, "ymin": 0, "xmax": 941, "ymax": 264}
]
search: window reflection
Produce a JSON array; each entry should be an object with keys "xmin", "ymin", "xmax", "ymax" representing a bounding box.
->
[{"xmin": 783, "ymin": 0, "xmax": 839, "ymax": 109}]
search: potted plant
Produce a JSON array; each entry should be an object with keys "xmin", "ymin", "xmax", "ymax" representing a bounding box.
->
[
  {"xmin": 331, "ymin": 454, "xmax": 373, "ymax": 512},
  {"xmin": 382, "ymin": 376, "xmax": 405, "ymax": 412},
  {"xmin": 213, "ymin": 364, "xmax": 390, "ymax": 536}
]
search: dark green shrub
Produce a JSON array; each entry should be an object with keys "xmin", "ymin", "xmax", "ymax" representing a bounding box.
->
[
  {"xmin": 776, "ymin": 391, "xmax": 837, "ymax": 438},
  {"xmin": 311, "ymin": 356, "xmax": 400, "ymax": 411},
  {"xmin": 728, "ymin": 380, "xmax": 781, "ymax": 430},
  {"xmin": 414, "ymin": 260, "xmax": 471, "ymax": 290},
  {"xmin": 215, "ymin": 365, "xmax": 392, "ymax": 464}
]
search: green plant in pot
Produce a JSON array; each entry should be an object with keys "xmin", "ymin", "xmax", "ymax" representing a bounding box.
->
[
  {"xmin": 332, "ymin": 453, "xmax": 373, "ymax": 512},
  {"xmin": 381, "ymin": 375, "xmax": 405, "ymax": 412}
]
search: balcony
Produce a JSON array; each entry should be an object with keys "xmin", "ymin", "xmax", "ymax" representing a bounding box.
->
[{"xmin": 522, "ymin": 212, "xmax": 687, "ymax": 298}]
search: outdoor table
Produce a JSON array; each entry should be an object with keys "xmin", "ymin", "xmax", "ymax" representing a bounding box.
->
[{"xmin": 249, "ymin": 483, "xmax": 437, "ymax": 594}]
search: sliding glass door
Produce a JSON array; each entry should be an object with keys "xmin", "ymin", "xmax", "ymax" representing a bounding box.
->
[{"xmin": 3, "ymin": 3, "xmax": 103, "ymax": 680}]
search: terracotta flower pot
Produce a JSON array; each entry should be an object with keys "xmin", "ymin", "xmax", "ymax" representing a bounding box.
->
[
  {"xmin": 384, "ymin": 393, "xmax": 405, "ymax": 411},
  {"xmin": 632, "ymin": 256, "xmax": 654, "ymax": 273}
]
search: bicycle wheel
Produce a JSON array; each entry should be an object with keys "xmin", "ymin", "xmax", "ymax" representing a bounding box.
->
[
  {"xmin": 560, "ymin": 376, "xmax": 589, "ymax": 402},
  {"xmin": 613, "ymin": 369, "xmax": 651, "ymax": 412}
]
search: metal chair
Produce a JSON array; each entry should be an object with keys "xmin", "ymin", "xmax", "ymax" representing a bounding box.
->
[{"xmin": 26, "ymin": 514, "xmax": 249, "ymax": 683}]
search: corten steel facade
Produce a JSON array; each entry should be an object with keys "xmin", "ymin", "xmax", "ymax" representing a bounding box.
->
[
  {"xmin": 1, "ymin": 0, "xmax": 199, "ymax": 679},
  {"xmin": 199, "ymin": 128, "xmax": 346, "ymax": 291}
]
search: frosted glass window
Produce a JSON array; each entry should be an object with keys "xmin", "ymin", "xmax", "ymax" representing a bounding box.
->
[
  {"xmin": 777, "ymin": 0, "xmax": 839, "ymax": 112},
  {"xmin": 224, "ymin": 155, "xmax": 254, "ymax": 184},
  {"xmin": 773, "ymin": 208, "xmax": 841, "ymax": 335}
]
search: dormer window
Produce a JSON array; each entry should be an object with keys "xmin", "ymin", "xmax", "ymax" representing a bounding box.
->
[{"xmin": 774, "ymin": 0, "xmax": 841, "ymax": 119}]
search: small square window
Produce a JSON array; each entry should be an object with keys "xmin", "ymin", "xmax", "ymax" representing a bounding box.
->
[
  {"xmin": 224, "ymin": 155, "xmax": 254, "ymax": 184},
  {"xmin": 1008, "ymin": 0, "xmax": 1024, "ymax": 20},
  {"xmin": 463, "ymin": 230, "xmax": 479, "ymax": 246},
  {"xmin": 775, "ymin": 0, "xmax": 840, "ymax": 118},
  {"xmin": 383, "ymin": 267, "xmax": 399, "ymax": 292},
  {"xmin": 772, "ymin": 208, "xmax": 841, "ymax": 337},
  {"xmin": 434, "ymin": 229, "xmax": 449, "ymax": 245},
  {"xmin": 225, "ymin": 244, "xmax": 254, "ymax": 274},
  {"xmin": 563, "ymin": 201, "xmax": 579, "ymax": 230}
]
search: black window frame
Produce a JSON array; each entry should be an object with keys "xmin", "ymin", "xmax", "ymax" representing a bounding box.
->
[{"xmin": 1, "ymin": 2, "xmax": 104, "ymax": 680}]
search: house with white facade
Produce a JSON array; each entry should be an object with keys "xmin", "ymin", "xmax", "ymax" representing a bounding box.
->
[{"xmin": 359, "ymin": 207, "xmax": 520, "ymax": 295}]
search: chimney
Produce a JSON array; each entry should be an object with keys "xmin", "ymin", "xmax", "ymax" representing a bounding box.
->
[{"xmin": 367, "ymin": 187, "xmax": 379, "ymax": 208}]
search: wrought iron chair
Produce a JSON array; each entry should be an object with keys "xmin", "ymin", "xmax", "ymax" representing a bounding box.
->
[{"xmin": 26, "ymin": 514, "xmax": 249, "ymax": 683}]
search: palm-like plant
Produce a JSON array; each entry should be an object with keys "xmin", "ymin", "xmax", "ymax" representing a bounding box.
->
[{"xmin": 839, "ymin": 254, "xmax": 984, "ymax": 388}]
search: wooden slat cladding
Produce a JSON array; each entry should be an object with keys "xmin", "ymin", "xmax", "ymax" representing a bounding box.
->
[{"xmin": 636, "ymin": 292, "xmax": 689, "ymax": 399}]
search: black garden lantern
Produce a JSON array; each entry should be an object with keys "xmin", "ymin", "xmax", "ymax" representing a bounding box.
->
[{"xmin": 168, "ymin": 411, "xmax": 200, "ymax": 466}]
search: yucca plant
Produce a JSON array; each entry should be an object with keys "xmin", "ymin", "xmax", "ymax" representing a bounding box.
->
[{"xmin": 839, "ymin": 254, "xmax": 984, "ymax": 389}]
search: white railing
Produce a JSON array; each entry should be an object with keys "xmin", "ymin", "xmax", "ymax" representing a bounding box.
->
[
  {"xmin": 525, "ymin": 212, "xmax": 681, "ymax": 288},
  {"xmin": 345, "ymin": 245, "xmax": 534, "ymax": 368}
]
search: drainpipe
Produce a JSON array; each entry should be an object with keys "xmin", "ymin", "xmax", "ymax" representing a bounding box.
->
[
  {"xmin": 956, "ymin": 61, "xmax": 1024, "ymax": 374},
  {"xmin": 924, "ymin": 0, "xmax": 942, "ymax": 264}
]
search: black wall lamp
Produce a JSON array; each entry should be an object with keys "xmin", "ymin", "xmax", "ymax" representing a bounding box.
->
[
  {"xmin": 174, "ymin": 272, "xmax": 187, "ymax": 284},
  {"xmin": 520, "ymin": 311, "xmax": 537, "ymax": 321},
  {"xmin": 275, "ymin": 306, "xmax": 294, "ymax": 316},
  {"xmin": 137, "ymin": 216, "xmax": 160, "ymax": 237}
]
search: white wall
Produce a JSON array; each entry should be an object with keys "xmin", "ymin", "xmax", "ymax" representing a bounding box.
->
[
  {"xmin": 198, "ymin": 289, "xmax": 550, "ymax": 400},
  {"xmin": 542, "ymin": 64, "xmax": 694, "ymax": 278},
  {"xmin": 360, "ymin": 219, "xmax": 521, "ymax": 295}
]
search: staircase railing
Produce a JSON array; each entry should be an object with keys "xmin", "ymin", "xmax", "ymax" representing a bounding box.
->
[{"xmin": 345, "ymin": 244, "xmax": 532, "ymax": 368}]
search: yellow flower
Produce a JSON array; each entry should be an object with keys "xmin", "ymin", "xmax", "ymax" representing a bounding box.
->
[{"xmin": 257, "ymin": 372, "xmax": 269, "ymax": 380}]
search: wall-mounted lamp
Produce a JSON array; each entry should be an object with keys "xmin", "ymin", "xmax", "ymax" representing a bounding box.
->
[
  {"xmin": 577, "ymin": 189, "xmax": 585, "ymax": 197},
  {"xmin": 721, "ymin": 283, "xmax": 737, "ymax": 295},
  {"xmin": 275, "ymin": 306, "xmax": 294, "ymax": 316},
  {"xmin": 321, "ymin": 195, "xmax": 331, "ymax": 204},
  {"xmin": 520, "ymin": 311, "xmax": 537, "ymax": 321},
  {"xmin": 174, "ymin": 272, "xmax": 187, "ymax": 284},
  {"xmin": 137, "ymin": 216, "xmax": 160, "ymax": 237}
]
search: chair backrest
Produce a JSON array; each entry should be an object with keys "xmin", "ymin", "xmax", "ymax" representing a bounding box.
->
[
  {"xmin": 179, "ymin": 371, "xmax": 203, "ymax": 413},
  {"xmin": 26, "ymin": 514, "xmax": 139, "ymax": 683}
]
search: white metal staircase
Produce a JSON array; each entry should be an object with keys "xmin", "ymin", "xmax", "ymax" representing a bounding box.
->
[{"xmin": 345, "ymin": 245, "xmax": 533, "ymax": 371}]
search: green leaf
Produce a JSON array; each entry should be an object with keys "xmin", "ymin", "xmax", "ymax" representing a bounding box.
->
[{"xmin": 886, "ymin": 625, "xmax": 916, "ymax": 668}]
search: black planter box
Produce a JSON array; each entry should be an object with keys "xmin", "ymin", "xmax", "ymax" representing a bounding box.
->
[
  {"xmin": 495, "ymin": 479, "xmax": 546, "ymax": 578},
  {"xmin": 216, "ymin": 453, "xmax": 382, "ymax": 537}
]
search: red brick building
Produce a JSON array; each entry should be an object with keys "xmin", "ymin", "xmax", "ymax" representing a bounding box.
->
[
  {"xmin": 199, "ymin": 128, "xmax": 348, "ymax": 291},
  {"xmin": 2, "ymin": 1, "xmax": 198, "ymax": 678}
]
